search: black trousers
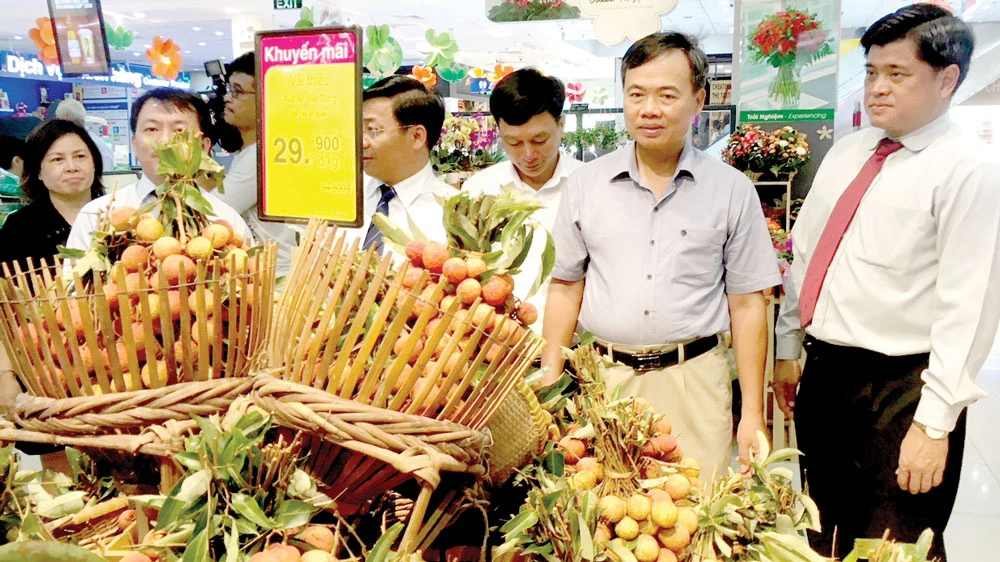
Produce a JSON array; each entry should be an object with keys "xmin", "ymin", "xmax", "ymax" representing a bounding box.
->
[{"xmin": 796, "ymin": 336, "xmax": 966, "ymax": 561}]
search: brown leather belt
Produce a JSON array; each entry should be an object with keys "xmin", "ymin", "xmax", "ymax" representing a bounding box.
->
[{"xmin": 596, "ymin": 334, "xmax": 719, "ymax": 372}]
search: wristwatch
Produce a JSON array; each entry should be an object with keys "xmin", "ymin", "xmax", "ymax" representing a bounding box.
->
[{"xmin": 912, "ymin": 421, "xmax": 948, "ymax": 440}]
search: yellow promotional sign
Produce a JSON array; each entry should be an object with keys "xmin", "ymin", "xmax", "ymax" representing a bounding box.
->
[{"xmin": 256, "ymin": 27, "xmax": 363, "ymax": 226}]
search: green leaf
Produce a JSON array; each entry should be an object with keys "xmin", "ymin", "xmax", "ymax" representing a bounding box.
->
[
  {"xmin": 35, "ymin": 491, "xmax": 86, "ymax": 519},
  {"xmin": 273, "ymin": 500, "xmax": 316, "ymax": 530},
  {"xmin": 372, "ymin": 212, "xmax": 414, "ymax": 247},
  {"xmin": 224, "ymin": 518, "xmax": 240, "ymax": 560},
  {"xmin": 175, "ymin": 451, "xmax": 203, "ymax": 471},
  {"xmin": 605, "ymin": 539, "xmax": 639, "ymax": 562},
  {"xmin": 367, "ymin": 522, "xmax": 405, "ymax": 562},
  {"xmin": 231, "ymin": 493, "xmax": 276, "ymax": 530},
  {"xmin": 914, "ymin": 528, "xmax": 934, "ymax": 560},
  {"xmin": 500, "ymin": 510, "xmax": 538, "ymax": 536},
  {"xmin": 184, "ymin": 187, "xmax": 216, "ymax": 216},
  {"xmin": 799, "ymin": 493, "xmax": 821, "ymax": 532},
  {"xmin": 182, "ymin": 529, "xmax": 209, "ymax": 562},
  {"xmin": 764, "ymin": 447, "xmax": 803, "ymax": 466},
  {"xmin": 526, "ymin": 230, "xmax": 555, "ymax": 300},
  {"xmin": 0, "ymin": 541, "xmax": 106, "ymax": 562},
  {"xmin": 576, "ymin": 512, "xmax": 594, "ymax": 560},
  {"xmin": 542, "ymin": 450, "xmax": 565, "ymax": 477}
]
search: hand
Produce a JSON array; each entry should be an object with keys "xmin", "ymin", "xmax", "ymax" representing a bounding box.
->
[
  {"xmin": 897, "ymin": 424, "xmax": 949, "ymax": 494},
  {"xmin": 772, "ymin": 360, "xmax": 802, "ymax": 420},
  {"xmin": 537, "ymin": 347, "xmax": 564, "ymax": 388},
  {"xmin": 737, "ymin": 414, "xmax": 767, "ymax": 474}
]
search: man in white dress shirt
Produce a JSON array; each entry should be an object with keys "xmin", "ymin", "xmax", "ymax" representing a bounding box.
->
[
  {"xmin": 67, "ymin": 88, "xmax": 252, "ymax": 251},
  {"xmin": 463, "ymin": 68, "xmax": 583, "ymax": 331},
  {"xmin": 361, "ymin": 76, "xmax": 454, "ymax": 249},
  {"xmin": 773, "ymin": 5, "xmax": 1000, "ymax": 558},
  {"xmin": 216, "ymin": 51, "xmax": 297, "ymax": 277}
]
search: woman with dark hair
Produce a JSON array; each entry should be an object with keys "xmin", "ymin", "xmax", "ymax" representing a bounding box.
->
[{"xmin": 0, "ymin": 119, "xmax": 104, "ymax": 271}]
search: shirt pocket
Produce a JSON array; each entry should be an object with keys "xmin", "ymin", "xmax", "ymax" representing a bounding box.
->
[
  {"xmin": 853, "ymin": 201, "xmax": 935, "ymax": 270},
  {"xmin": 672, "ymin": 228, "xmax": 727, "ymax": 286}
]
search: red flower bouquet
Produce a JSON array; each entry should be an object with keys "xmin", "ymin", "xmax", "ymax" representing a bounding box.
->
[{"xmin": 747, "ymin": 9, "xmax": 833, "ymax": 107}]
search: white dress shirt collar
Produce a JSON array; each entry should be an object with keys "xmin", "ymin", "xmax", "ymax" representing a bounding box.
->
[
  {"xmin": 864, "ymin": 112, "xmax": 953, "ymax": 153},
  {"xmin": 367, "ymin": 162, "xmax": 437, "ymax": 207},
  {"xmin": 496, "ymin": 153, "xmax": 577, "ymax": 194}
]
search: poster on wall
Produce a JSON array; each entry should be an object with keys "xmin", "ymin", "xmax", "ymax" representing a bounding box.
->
[
  {"xmin": 257, "ymin": 26, "xmax": 363, "ymax": 226},
  {"xmin": 46, "ymin": 0, "xmax": 112, "ymax": 76},
  {"xmin": 736, "ymin": 0, "xmax": 838, "ymax": 121},
  {"xmin": 734, "ymin": 0, "xmax": 841, "ymax": 198}
]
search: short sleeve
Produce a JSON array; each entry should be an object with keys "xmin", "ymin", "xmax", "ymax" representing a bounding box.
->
[
  {"xmin": 550, "ymin": 173, "xmax": 588, "ymax": 282},
  {"xmin": 723, "ymin": 177, "xmax": 782, "ymax": 294}
]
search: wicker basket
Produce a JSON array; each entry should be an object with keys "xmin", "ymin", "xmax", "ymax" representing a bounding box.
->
[
  {"xmin": 484, "ymin": 379, "xmax": 551, "ymax": 484},
  {"xmin": 258, "ymin": 221, "xmax": 546, "ymax": 551},
  {"xmin": 0, "ymin": 247, "xmax": 276, "ymax": 490},
  {"xmin": 0, "ymin": 247, "xmax": 276, "ymax": 399}
]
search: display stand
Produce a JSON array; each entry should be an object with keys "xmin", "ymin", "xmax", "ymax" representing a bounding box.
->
[{"xmin": 754, "ymin": 180, "xmax": 793, "ymax": 231}]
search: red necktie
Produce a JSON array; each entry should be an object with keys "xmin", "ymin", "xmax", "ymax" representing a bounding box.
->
[{"xmin": 798, "ymin": 138, "xmax": 905, "ymax": 329}]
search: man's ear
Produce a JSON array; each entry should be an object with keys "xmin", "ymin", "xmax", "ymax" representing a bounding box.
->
[
  {"xmin": 200, "ymin": 134, "xmax": 213, "ymax": 154},
  {"xmin": 411, "ymin": 124, "xmax": 429, "ymax": 151},
  {"xmin": 938, "ymin": 64, "xmax": 961, "ymax": 99}
]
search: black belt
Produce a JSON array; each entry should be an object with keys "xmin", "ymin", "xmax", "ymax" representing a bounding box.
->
[{"xmin": 596, "ymin": 335, "xmax": 719, "ymax": 372}]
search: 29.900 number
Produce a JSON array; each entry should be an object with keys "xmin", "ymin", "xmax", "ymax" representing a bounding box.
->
[{"xmin": 273, "ymin": 136, "xmax": 342, "ymax": 164}]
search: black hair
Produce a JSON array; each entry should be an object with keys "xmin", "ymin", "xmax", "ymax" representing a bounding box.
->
[
  {"xmin": 129, "ymin": 87, "xmax": 213, "ymax": 137},
  {"xmin": 21, "ymin": 120, "xmax": 103, "ymax": 204},
  {"xmin": 861, "ymin": 4, "xmax": 975, "ymax": 88},
  {"xmin": 489, "ymin": 68, "xmax": 566, "ymax": 126},
  {"xmin": 363, "ymin": 75, "xmax": 445, "ymax": 149},
  {"xmin": 228, "ymin": 50, "xmax": 255, "ymax": 78},
  {"xmin": 621, "ymin": 32, "xmax": 709, "ymax": 92},
  {"xmin": 0, "ymin": 136, "xmax": 25, "ymax": 172}
]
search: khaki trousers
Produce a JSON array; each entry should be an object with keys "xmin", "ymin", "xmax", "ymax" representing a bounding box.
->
[{"xmin": 605, "ymin": 344, "xmax": 733, "ymax": 481}]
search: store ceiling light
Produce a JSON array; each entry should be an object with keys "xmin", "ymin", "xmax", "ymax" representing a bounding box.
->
[
  {"xmin": 13, "ymin": 35, "xmax": 22, "ymax": 40},
  {"xmin": 133, "ymin": 12, "xmax": 145, "ymax": 19},
  {"xmin": 133, "ymin": 52, "xmax": 140, "ymax": 56},
  {"xmin": 224, "ymin": 7, "xmax": 240, "ymax": 14},
  {"xmin": 214, "ymin": 31, "xmax": 225, "ymax": 36},
  {"xmin": 198, "ymin": 42, "xmax": 207, "ymax": 47},
  {"xmin": 192, "ymin": 26, "xmax": 201, "ymax": 31}
]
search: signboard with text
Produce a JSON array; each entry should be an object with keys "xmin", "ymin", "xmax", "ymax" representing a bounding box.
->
[
  {"xmin": 46, "ymin": 0, "xmax": 112, "ymax": 76},
  {"xmin": 257, "ymin": 27, "xmax": 363, "ymax": 226},
  {"xmin": 1, "ymin": 51, "xmax": 191, "ymax": 90}
]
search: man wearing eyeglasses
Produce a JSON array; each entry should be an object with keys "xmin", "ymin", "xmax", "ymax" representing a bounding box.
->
[
  {"xmin": 219, "ymin": 50, "xmax": 297, "ymax": 276},
  {"xmin": 359, "ymin": 75, "xmax": 454, "ymax": 250}
]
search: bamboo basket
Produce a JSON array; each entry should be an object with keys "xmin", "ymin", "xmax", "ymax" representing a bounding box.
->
[
  {"xmin": 0, "ymin": 247, "xmax": 276, "ymax": 398},
  {"xmin": 0, "ymin": 247, "xmax": 276, "ymax": 488},
  {"xmin": 259, "ymin": 220, "xmax": 545, "ymax": 550}
]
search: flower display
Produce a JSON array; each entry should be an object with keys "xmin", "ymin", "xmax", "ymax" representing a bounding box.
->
[
  {"xmin": 722, "ymin": 124, "xmax": 810, "ymax": 180},
  {"xmin": 29, "ymin": 18, "xmax": 58, "ymax": 65},
  {"xmin": 410, "ymin": 65, "xmax": 438, "ymax": 88},
  {"xmin": 488, "ymin": 0, "xmax": 581, "ymax": 22},
  {"xmin": 566, "ymin": 82, "xmax": 586, "ymax": 103},
  {"xmin": 146, "ymin": 36, "xmax": 183, "ymax": 80},
  {"xmin": 491, "ymin": 64, "xmax": 514, "ymax": 83},
  {"xmin": 431, "ymin": 113, "xmax": 503, "ymax": 174},
  {"xmin": 721, "ymin": 124, "xmax": 768, "ymax": 174},
  {"xmin": 747, "ymin": 8, "xmax": 833, "ymax": 106}
]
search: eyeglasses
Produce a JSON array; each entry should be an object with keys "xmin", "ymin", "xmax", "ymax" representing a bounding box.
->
[
  {"xmin": 225, "ymin": 83, "xmax": 256, "ymax": 97},
  {"xmin": 362, "ymin": 125, "xmax": 413, "ymax": 139}
]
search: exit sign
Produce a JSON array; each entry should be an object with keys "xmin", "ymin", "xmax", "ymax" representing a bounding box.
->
[{"xmin": 274, "ymin": 0, "xmax": 302, "ymax": 9}]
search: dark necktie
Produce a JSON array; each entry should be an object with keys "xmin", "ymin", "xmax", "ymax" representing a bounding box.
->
[
  {"xmin": 363, "ymin": 184, "xmax": 397, "ymax": 252},
  {"xmin": 798, "ymin": 138, "xmax": 905, "ymax": 328}
]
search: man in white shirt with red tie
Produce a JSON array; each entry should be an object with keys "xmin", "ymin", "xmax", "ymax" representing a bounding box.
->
[{"xmin": 774, "ymin": 5, "xmax": 1000, "ymax": 559}]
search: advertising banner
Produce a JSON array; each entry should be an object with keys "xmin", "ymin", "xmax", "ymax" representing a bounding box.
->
[{"xmin": 257, "ymin": 27, "xmax": 364, "ymax": 226}]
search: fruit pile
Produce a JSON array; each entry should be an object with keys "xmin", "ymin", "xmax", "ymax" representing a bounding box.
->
[
  {"xmin": 3, "ymin": 131, "xmax": 270, "ymax": 398},
  {"xmin": 557, "ymin": 409, "xmax": 704, "ymax": 562}
]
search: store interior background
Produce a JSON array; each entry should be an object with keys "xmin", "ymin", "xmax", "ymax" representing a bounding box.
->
[{"xmin": 1, "ymin": 0, "xmax": 999, "ymax": 557}]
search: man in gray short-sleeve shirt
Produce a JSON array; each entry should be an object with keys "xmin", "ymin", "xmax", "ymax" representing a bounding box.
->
[{"xmin": 541, "ymin": 32, "xmax": 780, "ymax": 478}]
